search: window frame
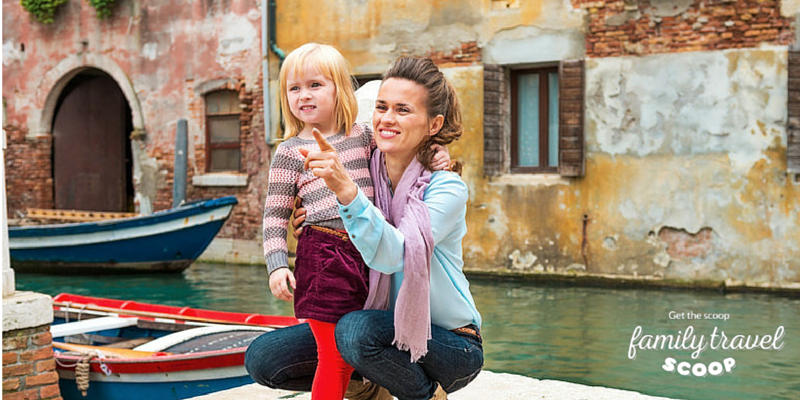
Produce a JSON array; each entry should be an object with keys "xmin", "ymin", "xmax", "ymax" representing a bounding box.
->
[
  {"xmin": 510, "ymin": 66, "xmax": 559, "ymax": 174},
  {"xmin": 204, "ymin": 90, "xmax": 242, "ymax": 173}
]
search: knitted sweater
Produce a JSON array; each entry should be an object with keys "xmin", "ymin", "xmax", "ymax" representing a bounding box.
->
[{"xmin": 263, "ymin": 123, "xmax": 375, "ymax": 274}]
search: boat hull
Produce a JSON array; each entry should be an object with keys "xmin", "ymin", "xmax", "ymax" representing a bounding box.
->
[
  {"xmin": 58, "ymin": 375, "xmax": 253, "ymax": 400},
  {"xmin": 55, "ymin": 350, "xmax": 252, "ymax": 400},
  {"xmin": 9, "ymin": 197, "xmax": 237, "ymax": 273}
]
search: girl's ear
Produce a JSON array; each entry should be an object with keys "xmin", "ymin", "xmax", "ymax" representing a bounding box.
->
[{"xmin": 429, "ymin": 115, "xmax": 444, "ymax": 136}]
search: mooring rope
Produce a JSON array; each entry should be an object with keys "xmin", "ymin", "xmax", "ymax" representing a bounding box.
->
[{"xmin": 75, "ymin": 351, "xmax": 98, "ymax": 397}]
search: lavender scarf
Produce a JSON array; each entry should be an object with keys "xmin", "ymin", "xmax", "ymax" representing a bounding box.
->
[{"xmin": 363, "ymin": 149, "xmax": 434, "ymax": 362}]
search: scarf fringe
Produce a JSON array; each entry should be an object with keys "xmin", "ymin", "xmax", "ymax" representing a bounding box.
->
[{"xmin": 393, "ymin": 339, "xmax": 429, "ymax": 363}]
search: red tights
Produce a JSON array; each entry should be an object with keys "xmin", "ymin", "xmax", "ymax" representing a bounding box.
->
[{"xmin": 308, "ymin": 319, "xmax": 354, "ymax": 400}]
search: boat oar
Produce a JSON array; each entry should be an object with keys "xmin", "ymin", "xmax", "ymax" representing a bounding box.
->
[
  {"xmin": 53, "ymin": 301, "xmax": 291, "ymax": 329},
  {"xmin": 53, "ymin": 342, "xmax": 170, "ymax": 359}
]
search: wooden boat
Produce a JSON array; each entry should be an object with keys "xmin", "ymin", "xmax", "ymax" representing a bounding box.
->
[
  {"xmin": 51, "ymin": 293, "xmax": 300, "ymax": 400},
  {"xmin": 8, "ymin": 196, "xmax": 238, "ymax": 273}
]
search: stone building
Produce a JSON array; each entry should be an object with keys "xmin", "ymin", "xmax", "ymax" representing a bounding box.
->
[{"xmin": 3, "ymin": 0, "xmax": 799, "ymax": 289}]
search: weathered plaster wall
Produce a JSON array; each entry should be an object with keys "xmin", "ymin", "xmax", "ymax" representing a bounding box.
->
[
  {"xmin": 469, "ymin": 46, "xmax": 799, "ymax": 287},
  {"xmin": 5, "ymin": 0, "xmax": 798, "ymax": 287},
  {"xmin": 581, "ymin": 47, "xmax": 799, "ymax": 286},
  {"xmin": 3, "ymin": 0, "xmax": 270, "ymax": 240},
  {"xmin": 275, "ymin": 0, "xmax": 583, "ymax": 73}
]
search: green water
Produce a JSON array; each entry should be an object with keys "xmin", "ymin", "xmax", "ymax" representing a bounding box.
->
[{"xmin": 16, "ymin": 262, "xmax": 800, "ymax": 400}]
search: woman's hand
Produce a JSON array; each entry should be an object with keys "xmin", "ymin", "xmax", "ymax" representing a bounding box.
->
[
  {"xmin": 430, "ymin": 144, "xmax": 451, "ymax": 171},
  {"xmin": 269, "ymin": 268, "xmax": 296, "ymax": 302},
  {"xmin": 291, "ymin": 199, "xmax": 306, "ymax": 240},
  {"xmin": 298, "ymin": 129, "xmax": 359, "ymax": 205}
]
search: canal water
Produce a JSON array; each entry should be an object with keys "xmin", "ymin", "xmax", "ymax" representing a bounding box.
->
[{"xmin": 17, "ymin": 262, "xmax": 800, "ymax": 400}]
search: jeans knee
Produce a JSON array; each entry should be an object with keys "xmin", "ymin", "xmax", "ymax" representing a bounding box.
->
[
  {"xmin": 335, "ymin": 310, "xmax": 392, "ymax": 367},
  {"xmin": 245, "ymin": 339, "xmax": 275, "ymax": 387}
]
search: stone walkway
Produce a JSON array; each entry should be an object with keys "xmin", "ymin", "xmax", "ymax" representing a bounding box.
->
[{"xmin": 189, "ymin": 371, "xmax": 679, "ymax": 400}]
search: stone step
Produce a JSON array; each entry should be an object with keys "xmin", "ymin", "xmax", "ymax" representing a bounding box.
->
[{"xmin": 187, "ymin": 370, "xmax": 679, "ymax": 400}]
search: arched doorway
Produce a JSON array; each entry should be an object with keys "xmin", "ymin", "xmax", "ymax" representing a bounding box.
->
[{"xmin": 51, "ymin": 69, "xmax": 134, "ymax": 212}]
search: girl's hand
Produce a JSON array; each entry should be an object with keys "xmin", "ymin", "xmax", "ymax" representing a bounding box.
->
[
  {"xmin": 430, "ymin": 144, "xmax": 451, "ymax": 171},
  {"xmin": 269, "ymin": 268, "xmax": 296, "ymax": 302},
  {"xmin": 298, "ymin": 129, "xmax": 359, "ymax": 205}
]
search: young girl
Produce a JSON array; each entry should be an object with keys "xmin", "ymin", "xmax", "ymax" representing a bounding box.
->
[{"xmin": 263, "ymin": 43, "xmax": 447, "ymax": 400}]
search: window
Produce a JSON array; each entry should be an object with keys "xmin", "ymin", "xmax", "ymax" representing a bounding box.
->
[
  {"xmin": 511, "ymin": 67, "xmax": 559, "ymax": 173},
  {"xmin": 483, "ymin": 60, "xmax": 585, "ymax": 177},
  {"xmin": 205, "ymin": 90, "xmax": 241, "ymax": 172}
]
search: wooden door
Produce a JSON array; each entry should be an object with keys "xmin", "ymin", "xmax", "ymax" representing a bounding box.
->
[{"xmin": 53, "ymin": 74, "xmax": 127, "ymax": 211}]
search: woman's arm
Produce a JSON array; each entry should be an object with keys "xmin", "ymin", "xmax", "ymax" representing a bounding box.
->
[
  {"xmin": 300, "ymin": 130, "xmax": 468, "ymax": 273},
  {"xmin": 339, "ymin": 172, "xmax": 467, "ymax": 274}
]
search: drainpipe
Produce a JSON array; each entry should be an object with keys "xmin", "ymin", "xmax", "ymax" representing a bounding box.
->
[
  {"xmin": 173, "ymin": 119, "xmax": 187, "ymax": 208},
  {"xmin": 1, "ymin": 127, "xmax": 14, "ymax": 297},
  {"xmin": 262, "ymin": 0, "xmax": 286, "ymax": 144},
  {"xmin": 268, "ymin": 0, "xmax": 286, "ymax": 63}
]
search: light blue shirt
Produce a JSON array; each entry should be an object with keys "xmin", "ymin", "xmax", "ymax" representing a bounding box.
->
[{"xmin": 339, "ymin": 171, "xmax": 481, "ymax": 330}]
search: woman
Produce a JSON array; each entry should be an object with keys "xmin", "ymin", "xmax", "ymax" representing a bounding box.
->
[{"xmin": 245, "ymin": 58, "xmax": 483, "ymax": 400}]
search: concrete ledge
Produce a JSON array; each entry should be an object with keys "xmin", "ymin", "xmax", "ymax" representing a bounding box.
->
[
  {"xmin": 186, "ymin": 371, "xmax": 677, "ymax": 400},
  {"xmin": 465, "ymin": 268, "xmax": 800, "ymax": 296},
  {"xmin": 197, "ymin": 239, "xmax": 799, "ymax": 294},
  {"xmin": 198, "ymin": 238, "xmax": 265, "ymax": 265},
  {"xmin": 192, "ymin": 173, "xmax": 248, "ymax": 187},
  {"xmin": 2, "ymin": 291, "xmax": 53, "ymax": 332}
]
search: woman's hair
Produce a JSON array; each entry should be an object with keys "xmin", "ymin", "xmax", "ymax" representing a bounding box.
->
[
  {"xmin": 279, "ymin": 43, "xmax": 357, "ymax": 139},
  {"xmin": 382, "ymin": 57, "xmax": 463, "ymax": 173}
]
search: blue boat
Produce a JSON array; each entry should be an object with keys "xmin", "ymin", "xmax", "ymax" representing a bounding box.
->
[{"xmin": 8, "ymin": 196, "xmax": 238, "ymax": 273}]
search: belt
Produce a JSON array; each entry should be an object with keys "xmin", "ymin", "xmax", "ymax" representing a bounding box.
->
[
  {"xmin": 309, "ymin": 225, "xmax": 349, "ymax": 241},
  {"xmin": 452, "ymin": 324, "xmax": 482, "ymax": 342}
]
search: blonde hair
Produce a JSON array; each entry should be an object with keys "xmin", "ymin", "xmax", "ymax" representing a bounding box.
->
[{"xmin": 279, "ymin": 43, "xmax": 357, "ymax": 139}]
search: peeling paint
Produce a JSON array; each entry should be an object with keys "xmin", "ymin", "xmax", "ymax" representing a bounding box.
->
[{"xmin": 586, "ymin": 47, "xmax": 787, "ymax": 173}]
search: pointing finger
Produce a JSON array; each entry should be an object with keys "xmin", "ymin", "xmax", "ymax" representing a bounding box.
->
[{"xmin": 312, "ymin": 128, "xmax": 335, "ymax": 152}]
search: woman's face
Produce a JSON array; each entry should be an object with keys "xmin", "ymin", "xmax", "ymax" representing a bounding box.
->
[{"xmin": 372, "ymin": 78, "xmax": 436, "ymax": 162}]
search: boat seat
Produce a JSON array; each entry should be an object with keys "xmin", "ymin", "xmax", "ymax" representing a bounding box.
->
[
  {"xmin": 51, "ymin": 316, "xmax": 138, "ymax": 338},
  {"xmin": 134, "ymin": 325, "xmax": 272, "ymax": 352}
]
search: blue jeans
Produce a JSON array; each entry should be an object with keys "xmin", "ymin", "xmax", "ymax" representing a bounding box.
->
[
  {"xmin": 245, "ymin": 322, "xmax": 319, "ymax": 390},
  {"xmin": 337, "ymin": 310, "xmax": 483, "ymax": 400},
  {"xmin": 245, "ymin": 310, "xmax": 483, "ymax": 400}
]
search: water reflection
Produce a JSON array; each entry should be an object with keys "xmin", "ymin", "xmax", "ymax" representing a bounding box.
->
[{"xmin": 16, "ymin": 263, "xmax": 800, "ymax": 400}]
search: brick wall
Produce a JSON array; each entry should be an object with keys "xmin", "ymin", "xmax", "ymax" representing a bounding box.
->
[
  {"xmin": 183, "ymin": 78, "xmax": 268, "ymax": 241},
  {"xmin": 580, "ymin": 0, "xmax": 794, "ymax": 58},
  {"xmin": 2, "ymin": 325, "xmax": 62, "ymax": 400},
  {"xmin": 4, "ymin": 127, "xmax": 54, "ymax": 217},
  {"xmin": 425, "ymin": 41, "xmax": 482, "ymax": 68}
]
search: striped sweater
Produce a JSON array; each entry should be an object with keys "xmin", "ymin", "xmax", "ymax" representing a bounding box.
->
[{"xmin": 263, "ymin": 123, "xmax": 375, "ymax": 274}]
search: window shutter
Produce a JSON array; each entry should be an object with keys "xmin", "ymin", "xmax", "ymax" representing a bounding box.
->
[
  {"xmin": 789, "ymin": 52, "xmax": 800, "ymax": 173},
  {"xmin": 484, "ymin": 64, "xmax": 505, "ymax": 176},
  {"xmin": 558, "ymin": 59, "xmax": 585, "ymax": 177}
]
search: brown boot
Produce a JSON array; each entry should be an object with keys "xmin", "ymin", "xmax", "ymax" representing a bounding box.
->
[
  {"xmin": 429, "ymin": 383, "xmax": 447, "ymax": 400},
  {"xmin": 345, "ymin": 380, "xmax": 394, "ymax": 400}
]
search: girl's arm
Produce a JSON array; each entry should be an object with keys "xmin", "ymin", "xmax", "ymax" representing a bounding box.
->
[{"xmin": 263, "ymin": 145, "xmax": 302, "ymax": 275}]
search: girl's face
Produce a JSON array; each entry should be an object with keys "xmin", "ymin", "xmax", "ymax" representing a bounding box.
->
[
  {"xmin": 373, "ymin": 78, "xmax": 438, "ymax": 163},
  {"xmin": 286, "ymin": 62, "xmax": 337, "ymax": 132}
]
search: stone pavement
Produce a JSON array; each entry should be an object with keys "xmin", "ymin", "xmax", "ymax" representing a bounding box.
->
[{"xmin": 188, "ymin": 370, "xmax": 679, "ymax": 400}]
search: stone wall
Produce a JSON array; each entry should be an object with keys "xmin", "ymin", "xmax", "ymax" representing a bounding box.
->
[
  {"xmin": 3, "ymin": 292, "xmax": 60, "ymax": 400},
  {"xmin": 580, "ymin": 0, "xmax": 794, "ymax": 57}
]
